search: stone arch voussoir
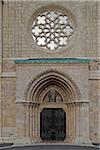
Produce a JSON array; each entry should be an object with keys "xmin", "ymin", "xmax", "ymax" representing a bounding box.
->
[{"xmin": 24, "ymin": 69, "xmax": 81, "ymax": 103}]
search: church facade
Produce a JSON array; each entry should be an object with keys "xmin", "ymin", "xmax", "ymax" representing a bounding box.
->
[{"xmin": 0, "ymin": 0, "xmax": 100, "ymax": 145}]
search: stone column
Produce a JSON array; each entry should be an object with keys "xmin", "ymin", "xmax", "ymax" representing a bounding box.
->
[
  {"xmin": 32, "ymin": 104, "xmax": 36, "ymax": 142},
  {"xmin": 97, "ymin": 0, "xmax": 100, "ymax": 57},
  {"xmin": 30, "ymin": 104, "xmax": 34, "ymax": 143},
  {"xmin": 0, "ymin": 0, "xmax": 3, "ymax": 73},
  {"xmin": 79, "ymin": 102, "xmax": 91, "ymax": 144},
  {"xmin": 36, "ymin": 104, "xmax": 41, "ymax": 142},
  {"xmin": 29, "ymin": 103, "xmax": 34, "ymax": 143},
  {"xmin": 14, "ymin": 102, "xmax": 32, "ymax": 145},
  {"xmin": 0, "ymin": 0, "xmax": 3, "ymax": 143},
  {"xmin": 68, "ymin": 104, "xmax": 71, "ymax": 142},
  {"xmin": 26, "ymin": 103, "xmax": 33, "ymax": 144},
  {"xmin": 35, "ymin": 104, "xmax": 40, "ymax": 142},
  {"xmin": 74, "ymin": 102, "xmax": 80, "ymax": 142},
  {"xmin": 33, "ymin": 103, "xmax": 38, "ymax": 143},
  {"xmin": 74, "ymin": 101, "xmax": 91, "ymax": 145}
]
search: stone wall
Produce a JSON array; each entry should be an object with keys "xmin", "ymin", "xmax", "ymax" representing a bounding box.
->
[
  {"xmin": 0, "ymin": 0, "xmax": 99, "ymax": 144},
  {"xmin": 2, "ymin": 1, "xmax": 99, "ymax": 59},
  {"xmin": 1, "ymin": 77, "xmax": 16, "ymax": 142},
  {"xmin": 89, "ymin": 79, "xmax": 100, "ymax": 144},
  {"xmin": 16, "ymin": 63, "xmax": 89, "ymax": 102}
]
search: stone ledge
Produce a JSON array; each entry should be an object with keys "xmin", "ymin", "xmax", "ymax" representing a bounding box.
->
[
  {"xmin": 0, "ymin": 137, "xmax": 15, "ymax": 144},
  {"xmin": 89, "ymin": 70, "xmax": 100, "ymax": 80},
  {"xmin": 0, "ymin": 72, "xmax": 16, "ymax": 77},
  {"xmin": 14, "ymin": 58, "xmax": 96, "ymax": 64},
  {"xmin": 14, "ymin": 137, "xmax": 33, "ymax": 145},
  {"xmin": 15, "ymin": 100, "xmax": 90, "ymax": 104},
  {"xmin": 74, "ymin": 137, "xmax": 92, "ymax": 146}
]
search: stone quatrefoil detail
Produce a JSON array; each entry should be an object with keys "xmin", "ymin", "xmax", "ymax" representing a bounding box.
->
[{"xmin": 32, "ymin": 10, "xmax": 74, "ymax": 51}]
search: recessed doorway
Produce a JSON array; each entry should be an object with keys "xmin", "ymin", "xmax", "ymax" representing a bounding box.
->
[{"xmin": 40, "ymin": 108, "xmax": 66, "ymax": 141}]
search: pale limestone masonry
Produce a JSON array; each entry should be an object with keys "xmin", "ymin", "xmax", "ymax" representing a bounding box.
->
[
  {"xmin": 0, "ymin": 0, "xmax": 100, "ymax": 145},
  {"xmin": 0, "ymin": 0, "xmax": 3, "ymax": 143},
  {"xmin": 2, "ymin": 1, "xmax": 99, "ymax": 59}
]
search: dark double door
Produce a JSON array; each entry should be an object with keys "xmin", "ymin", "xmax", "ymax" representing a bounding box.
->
[{"xmin": 40, "ymin": 108, "xmax": 66, "ymax": 141}]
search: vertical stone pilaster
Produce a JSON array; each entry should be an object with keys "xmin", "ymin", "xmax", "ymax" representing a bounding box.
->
[
  {"xmin": 75, "ymin": 103, "xmax": 80, "ymax": 138},
  {"xmin": 25, "ymin": 103, "xmax": 29, "ymax": 138},
  {"xmin": 30, "ymin": 104, "xmax": 33, "ymax": 142},
  {"xmin": 71, "ymin": 103, "xmax": 75, "ymax": 141},
  {"xmin": 0, "ymin": 0, "xmax": 2, "ymax": 70},
  {"xmin": 80, "ymin": 103, "xmax": 89, "ymax": 139},
  {"xmin": 33, "ymin": 104, "xmax": 37, "ymax": 143},
  {"xmin": 68, "ymin": 104, "xmax": 71, "ymax": 142},
  {"xmin": 0, "ymin": 0, "xmax": 3, "ymax": 143},
  {"xmin": 97, "ymin": 1, "xmax": 100, "ymax": 57},
  {"xmin": 35, "ymin": 104, "xmax": 40, "ymax": 142},
  {"xmin": 29, "ymin": 103, "xmax": 34, "ymax": 143},
  {"xmin": 37, "ymin": 104, "xmax": 41, "ymax": 142},
  {"xmin": 32, "ymin": 104, "xmax": 35, "ymax": 142},
  {"xmin": 14, "ymin": 102, "xmax": 32, "ymax": 145},
  {"xmin": 99, "ymin": 80, "xmax": 100, "ymax": 143},
  {"xmin": 69, "ymin": 104, "xmax": 73, "ymax": 142},
  {"xmin": 74, "ymin": 101, "xmax": 91, "ymax": 145}
]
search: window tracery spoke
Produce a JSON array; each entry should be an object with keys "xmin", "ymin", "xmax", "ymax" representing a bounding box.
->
[{"xmin": 32, "ymin": 10, "xmax": 74, "ymax": 50}]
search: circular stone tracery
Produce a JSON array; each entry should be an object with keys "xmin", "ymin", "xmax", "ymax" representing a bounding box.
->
[{"xmin": 32, "ymin": 10, "xmax": 74, "ymax": 51}]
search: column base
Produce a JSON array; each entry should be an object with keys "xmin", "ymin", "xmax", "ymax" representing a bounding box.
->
[
  {"xmin": 74, "ymin": 136, "xmax": 92, "ymax": 146},
  {"xmin": 0, "ymin": 137, "xmax": 15, "ymax": 144},
  {"xmin": 0, "ymin": 137, "xmax": 3, "ymax": 144},
  {"xmin": 14, "ymin": 137, "xmax": 34, "ymax": 145}
]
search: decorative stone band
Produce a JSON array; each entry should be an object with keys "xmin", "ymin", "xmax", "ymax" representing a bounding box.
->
[
  {"xmin": 15, "ymin": 99, "xmax": 90, "ymax": 104},
  {"xmin": 0, "ymin": 72, "xmax": 16, "ymax": 77},
  {"xmin": 15, "ymin": 100, "xmax": 41, "ymax": 108},
  {"xmin": 66, "ymin": 100, "xmax": 90, "ymax": 104},
  {"xmin": 89, "ymin": 70, "xmax": 100, "ymax": 79},
  {"xmin": 14, "ymin": 58, "xmax": 96, "ymax": 64}
]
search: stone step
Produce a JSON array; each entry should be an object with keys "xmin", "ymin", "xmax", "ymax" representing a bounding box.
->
[{"xmin": 1, "ymin": 145, "xmax": 99, "ymax": 150}]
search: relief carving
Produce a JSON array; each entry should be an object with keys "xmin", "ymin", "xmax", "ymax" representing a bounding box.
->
[{"xmin": 44, "ymin": 88, "xmax": 63, "ymax": 102}]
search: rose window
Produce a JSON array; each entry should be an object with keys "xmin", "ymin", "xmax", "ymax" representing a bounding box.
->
[{"xmin": 32, "ymin": 10, "xmax": 74, "ymax": 51}]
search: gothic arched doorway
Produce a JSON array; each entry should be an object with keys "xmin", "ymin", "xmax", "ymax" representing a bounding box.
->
[
  {"xmin": 40, "ymin": 108, "xmax": 66, "ymax": 141},
  {"xmin": 15, "ymin": 70, "xmax": 90, "ymax": 145},
  {"xmin": 24, "ymin": 70, "xmax": 81, "ymax": 143}
]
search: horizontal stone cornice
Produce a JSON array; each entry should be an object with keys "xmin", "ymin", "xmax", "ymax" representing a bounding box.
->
[
  {"xmin": 14, "ymin": 58, "xmax": 96, "ymax": 64},
  {"xmin": 0, "ymin": 72, "xmax": 16, "ymax": 77},
  {"xmin": 15, "ymin": 100, "xmax": 90, "ymax": 104},
  {"xmin": 89, "ymin": 70, "xmax": 100, "ymax": 79}
]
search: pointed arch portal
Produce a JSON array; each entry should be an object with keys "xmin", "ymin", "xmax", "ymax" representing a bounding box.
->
[
  {"xmin": 26, "ymin": 70, "xmax": 80, "ymax": 103},
  {"xmin": 15, "ymin": 70, "xmax": 91, "ymax": 145}
]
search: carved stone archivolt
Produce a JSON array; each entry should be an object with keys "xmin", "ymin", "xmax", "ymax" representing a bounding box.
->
[
  {"xmin": 24, "ymin": 70, "xmax": 81, "ymax": 103},
  {"xmin": 21, "ymin": 70, "xmax": 81, "ymax": 143},
  {"xmin": 15, "ymin": 70, "xmax": 91, "ymax": 144}
]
